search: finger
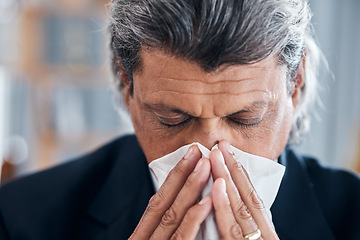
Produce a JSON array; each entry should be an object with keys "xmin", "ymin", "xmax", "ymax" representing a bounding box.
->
[
  {"xmin": 218, "ymin": 140, "xmax": 277, "ymax": 238},
  {"xmin": 210, "ymin": 149, "xmax": 258, "ymax": 236},
  {"xmin": 150, "ymin": 158, "xmax": 211, "ymax": 239},
  {"xmin": 130, "ymin": 145, "xmax": 202, "ymax": 240},
  {"xmin": 171, "ymin": 196, "xmax": 213, "ymax": 240},
  {"xmin": 212, "ymin": 178, "xmax": 244, "ymax": 240}
]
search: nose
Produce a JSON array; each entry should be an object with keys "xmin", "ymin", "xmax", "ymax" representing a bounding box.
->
[{"xmin": 190, "ymin": 118, "xmax": 227, "ymax": 150}]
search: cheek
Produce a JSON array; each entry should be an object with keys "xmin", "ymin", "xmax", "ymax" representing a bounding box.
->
[
  {"xmin": 128, "ymin": 97, "xmax": 186, "ymax": 162},
  {"xmin": 252, "ymin": 94, "xmax": 293, "ymax": 159},
  {"xmin": 232, "ymin": 94, "xmax": 294, "ymax": 160},
  {"xmin": 265, "ymin": 79, "xmax": 294, "ymax": 154}
]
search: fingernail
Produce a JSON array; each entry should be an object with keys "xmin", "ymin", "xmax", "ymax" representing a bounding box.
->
[
  {"xmin": 199, "ymin": 196, "xmax": 210, "ymax": 205},
  {"xmin": 225, "ymin": 141, "xmax": 233, "ymax": 155},
  {"xmin": 216, "ymin": 150, "xmax": 225, "ymax": 164},
  {"xmin": 220, "ymin": 178, "xmax": 226, "ymax": 192},
  {"xmin": 184, "ymin": 146, "xmax": 194, "ymax": 160},
  {"xmin": 194, "ymin": 159, "xmax": 203, "ymax": 172}
]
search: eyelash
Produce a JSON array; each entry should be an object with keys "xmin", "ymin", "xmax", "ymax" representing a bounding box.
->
[
  {"xmin": 159, "ymin": 117, "xmax": 191, "ymax": 128},
  {"xmin": 227, "ymin": 118, "xmax": 262, "ymax": 129},
  {"xmin": 159, "ymin": 117, "xmax": 261, "ymax": 129}
]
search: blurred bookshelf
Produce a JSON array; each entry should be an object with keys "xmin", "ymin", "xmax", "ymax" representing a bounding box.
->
[{"xmin": 0, "ymin": 0, "xmax": 133, "ymax": 185}]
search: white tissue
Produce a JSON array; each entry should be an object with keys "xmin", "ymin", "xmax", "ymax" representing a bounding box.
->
[{"xmin": 148, "ymin": 143, "xmax": 285, "ymax": 240}]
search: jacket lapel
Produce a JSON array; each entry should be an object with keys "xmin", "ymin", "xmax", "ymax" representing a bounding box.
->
[
  {"xmin": 271, "ymin": 149, "xmax": 335, "ymax": 240},
  {"xmin": 94, "ymin": 178, "xmax": 154, "ymax": 240}
]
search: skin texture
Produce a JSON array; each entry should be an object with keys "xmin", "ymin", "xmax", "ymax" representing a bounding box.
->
[
  {"xmin": 123, "ymin": 48, "xmax": 299, "ymax": 162},
  {"xmin": 122, "ymin": 48, "xmax": 304, "ymax": 239}
]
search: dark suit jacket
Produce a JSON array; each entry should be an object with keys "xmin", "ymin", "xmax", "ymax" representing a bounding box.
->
[{"xmin": 0, "ymin": 135, "xmax": 359, "ymax": 240}]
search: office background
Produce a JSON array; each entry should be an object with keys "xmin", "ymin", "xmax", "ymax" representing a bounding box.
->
[{"xmin": 0, "ymin": 0, "xmax": 359, "ymax": 184}]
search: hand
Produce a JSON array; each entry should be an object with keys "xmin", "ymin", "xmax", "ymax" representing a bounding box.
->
[
  {"xmin": 210, "ymin": 140, "xmax": 279, "ymax": 240},
  {"xmin": 129, "ymin": 145, "xmax": 213, "ymax": 240}
]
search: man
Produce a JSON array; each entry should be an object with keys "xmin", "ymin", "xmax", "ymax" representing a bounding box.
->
[{"xmin": 1, "ymin": 0, "xmax": 360, "ymax": 239}]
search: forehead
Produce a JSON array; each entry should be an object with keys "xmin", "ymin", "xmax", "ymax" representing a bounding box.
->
[{"xmin": 133, "ymin": 48, "xmax": 287, "ymax": 117}]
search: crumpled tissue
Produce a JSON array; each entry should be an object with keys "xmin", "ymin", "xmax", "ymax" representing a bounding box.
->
[{"xmin": 149, "ymin": 142, "xmax": 285, "ymax": 240}]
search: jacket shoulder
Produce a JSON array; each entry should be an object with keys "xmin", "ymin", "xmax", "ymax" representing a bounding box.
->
[
  {"xmin": 301, "ymin": 154, "xmax": 360, "ymax": 195},
  {"xmin": 300, "ymin": 153, "xmax": 360, "ymax": 239},
  {"xmin": 0, "ymin": 134, "xmax": 137, "ymax": 199},
  {"xmin": 0, "ymin": 134, "xmax": 138, "ymax": 239}
]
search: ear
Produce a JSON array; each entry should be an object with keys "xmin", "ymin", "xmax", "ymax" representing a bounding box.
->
[
  {"xmin": 291, "ymin": 56, "xmax": 306, "ymax": 108},
  {"xmin": 117, "ymin": 59, "xmax": 133, "ymax": 110}
]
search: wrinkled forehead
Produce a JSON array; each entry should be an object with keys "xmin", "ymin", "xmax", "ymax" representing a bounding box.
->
[{"xmin": 133, "ymin": 48, "xmax": 288, "ymax": 117}]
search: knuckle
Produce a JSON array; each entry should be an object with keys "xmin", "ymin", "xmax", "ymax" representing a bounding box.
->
[
  {"xmin": 156, "ymin": 188, "xmax": 167, "ymax": 201},
  {"xmin": 219, "ymin": 222, "xmax": 243, "ymax": 240},
  {"xmin": 235, "ymin": 200, "xmax": 252, "ymax": 220},
  {"xmin": 147, "ymin": 191, "xmax": 167, "ymax": 214},
  {"xmin": 160, "ymin": 206, "xmax": 179, "ymax": 227},
  {"xmin": 230, "ymin": 223, "xmax": 243, "ymax": 239},
  {"xmin": 172, "ymin": 164, "xmax": 185, "ymax": 175},
  {"xmin": 148, "ymin": 194, "xmax": 158, "ymax": 206},
  {"xmin": 248, "ymin": 188, "xmax": 265, "ymax": 210}
]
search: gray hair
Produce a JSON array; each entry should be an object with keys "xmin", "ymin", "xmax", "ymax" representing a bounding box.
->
[{"xmin": 108, "ymin": 0, "xmax": 323, "ymax": 145}]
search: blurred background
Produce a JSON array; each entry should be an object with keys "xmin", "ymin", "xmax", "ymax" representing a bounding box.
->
[{"xmin": 0, "ymin": 0, "xmax": 359, "ymax": 185}]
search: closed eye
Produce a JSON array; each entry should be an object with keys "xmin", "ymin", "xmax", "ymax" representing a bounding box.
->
[
  {"xmin": 227, "ymin": 116, "xmax": 262, "ymax": 128},
  {"xmin": 157, "ymin": 115, "xmax": 191, "ymax": 128}
]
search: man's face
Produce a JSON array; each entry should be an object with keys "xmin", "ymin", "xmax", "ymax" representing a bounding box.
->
[{"xmin": 123, "ymin": 48, "xmax": 297, "ymax": 163}]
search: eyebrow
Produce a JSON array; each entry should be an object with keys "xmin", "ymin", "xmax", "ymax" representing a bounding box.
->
[
  {"xmin": 144, "ymin": 100, "xmax": 270, "ymax": 118},
  {"xmin": 144, "ymin": 103, "xmax": 192, "ymax": 116},
  {"xmin": 228, "ymin": 100, "xmax": 270, "ymax": 115}
]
